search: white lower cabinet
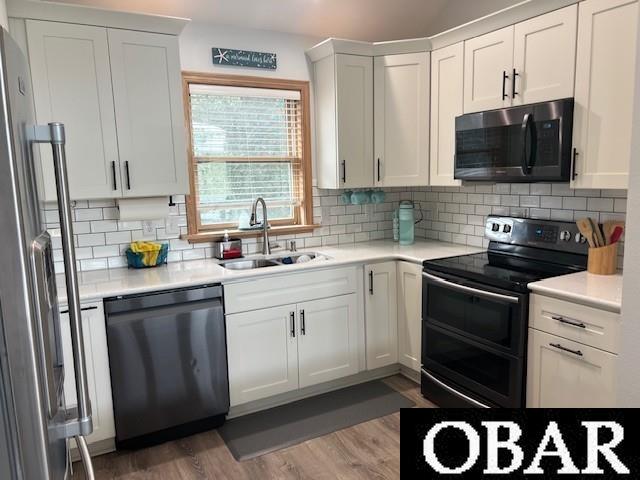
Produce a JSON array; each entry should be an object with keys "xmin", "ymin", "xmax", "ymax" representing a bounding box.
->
[
  {"xmin": 298, "ymin": 295, "xmax": 360, "ymax": 388},
  {"xmin": 364, "ymin": 262, "xmax": 398, "ymax": 369},
  {"xmin": 225, "ymin": 267, "xmax": 362, "ymax": 407},
  {"xmin": 526, "ymin": 293, "xmax": 619, "ymax": 407},
  {"xmin": 226, "ymin": 305, "xmax": 299, "ymax": 406},
  {"xmin": 60, "ymin": 301, "xmax": 115, "ymax": 445},
  {"xmin": 397, "ymin": 262, "xmax": 422, "ymax": 372},
  {"xmin": 527, "ymin": 328, "xmax": 617, "ymax": 407}
]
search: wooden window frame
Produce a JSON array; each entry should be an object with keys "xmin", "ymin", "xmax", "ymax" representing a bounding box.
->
[{"xmin": 182, "ymin": 72, "xmax": 315, "ymax": 243}]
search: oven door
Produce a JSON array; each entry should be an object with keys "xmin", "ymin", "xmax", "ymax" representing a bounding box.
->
[
  {"xmin": 422, "ymin": 270, "xmax": 527, "ymax": 356},
  {"xmin": 454, "ymin": 98, "xmax": 573, "ymax": 182},
  {"xmin": 421, "ymin": 270, "xmax": 528, "ymax": 408}
]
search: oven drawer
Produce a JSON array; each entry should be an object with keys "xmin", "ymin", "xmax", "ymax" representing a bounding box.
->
[{"xmin": 529, "ymin": 294, "xmax": 620, "ymax": 354}]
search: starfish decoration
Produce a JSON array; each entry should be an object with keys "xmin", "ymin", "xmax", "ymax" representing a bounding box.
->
[{"xmin": 213, "ymin": 49, "xmax": 229, "ymax": 64}]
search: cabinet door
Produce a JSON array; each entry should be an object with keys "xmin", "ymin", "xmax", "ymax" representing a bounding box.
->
[
  {"xmin": 226, "ymin": 305, "xmax": 298, "ymax": 406},
  {"xmin": 527, "ymin": 328, "xmax": 617, "ymax": 407},
  {"xmin": 463, "ymin": 26, "xmax": 514, "ymax": 113},
  {"xmin": 397, "ymin": 262, "xmax": 422, "ymax": 372},
  {"xmin": 60, "ymin": 302, "xmax": 115, "ymax": 444},
  {"xmin": 297, "ymin": 294, "xmax": 359, "ymax": 388},
  {"xmin": 108, "ymin": 29, "xmax": 188, "ymax": 197},
  {"xmin": 374, "ymin": 53, "xmax": 429, "ymax": 187},
  {"xmin": 336, "ymin": 54, "xmax": 374, "ymax": 188},
  {"xmin": 572, "ymin": 0, "xmax": 638, "ymax": 189},
  {"xmin": 512, "ymin": 5, "xmax": 577, "ymax": 105},
  {"xmin": 430, "ymin": 43, "xmax": 463, "ymax": 186},
  {"xmin": 26, "ymin": 20, "xmax": 120, "ymax": 201},
  {"xmin": 364, "ymin": 262, "xmax": 398, "ymax": 370}
]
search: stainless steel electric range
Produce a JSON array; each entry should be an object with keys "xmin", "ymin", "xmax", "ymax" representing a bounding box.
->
[{"xmin": 421, "ymin": 216, "xmax": 589, "ymax": 408}]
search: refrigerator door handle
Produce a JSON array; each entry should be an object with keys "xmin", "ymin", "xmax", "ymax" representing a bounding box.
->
[{"xmin": 30, "ymin": 124, "xmax": 94, "ymax": 477}]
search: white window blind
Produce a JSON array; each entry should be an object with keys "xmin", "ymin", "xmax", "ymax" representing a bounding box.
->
[{"xmin": 188, "ymin": 84, "xmax": 304, "ymax": 228}]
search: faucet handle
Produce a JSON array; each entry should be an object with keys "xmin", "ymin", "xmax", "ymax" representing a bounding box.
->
[
  {"xmin": 249, "ymin": 212, "xmax": 256, "ymax": 226},
  {"xmin": 289, "ymin": 240, "xmax": 297, "ymax": 252}
]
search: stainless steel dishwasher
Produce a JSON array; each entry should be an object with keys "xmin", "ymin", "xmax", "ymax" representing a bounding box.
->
[{"xmin": 104, "ymin": 284, "xmax": 228, "ymax": 449}]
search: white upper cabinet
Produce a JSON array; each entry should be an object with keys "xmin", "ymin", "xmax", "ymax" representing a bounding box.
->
[
  {"xmin": 463, "ymin": 26, "xmax": 514, "ymax": 113},
  {"xmin": 512, "ymin": 5, "xmax": 577, "ymax": 106},
  {"xmin": 25, "ymin": 20, "xmax": 188, "ymax": 201},
  {"xmin": 430, "ymin": 42, "xmax": 463, "ymax": 187},
  {"xmin": 26, "ymin": 20, "xmax": 120, "ymax": 201},
  {"xmin": 464, "ymin": 6, "xmax": 577, "ymax": 113},
  {"xmin": 314, "ymin": 54, "xmax": 373, "ymax": 189},
  {"xmin": 571, "ymin": 0, "xmax": 638, "ymax": 189},
  {"xmin": 364, "ymin": 262, "xmax": 398, "ymax": 370},
  {"xmin": 374, "ymin": 53, "xmax": 430, "ymax": 187},
  {"xmin": 107, "ymin": 29, "xmax": 188, "ymax": 197}
]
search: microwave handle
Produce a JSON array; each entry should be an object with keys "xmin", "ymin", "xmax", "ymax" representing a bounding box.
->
[{"xmin": 521, "ymin": 113, "xmax": 537, "ymax": 175}]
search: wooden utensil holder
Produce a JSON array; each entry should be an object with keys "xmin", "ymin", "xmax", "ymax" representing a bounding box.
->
[{"xmin": 587, "ymin": 242, "xmax": 618, "ymax": 275}]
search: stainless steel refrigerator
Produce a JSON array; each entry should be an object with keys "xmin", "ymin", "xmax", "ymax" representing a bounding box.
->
[{"xmin": 0, "ymin": 28, "xmax": 95, "ymax": 479}]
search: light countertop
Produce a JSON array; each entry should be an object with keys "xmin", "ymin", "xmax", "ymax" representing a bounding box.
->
[
  {"xmin": 58, "ymin": 239, "xmax": 483, "ymax": 304},
  {"xmin": 528, "ymin": 271, "xmax": 623, "ymax": 313},
  {"xmin": 58, "ymin": 239, "xmax": 624, "ymax": 313}
]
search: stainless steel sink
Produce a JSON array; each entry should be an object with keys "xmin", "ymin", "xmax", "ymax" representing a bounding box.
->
[{"xmin": 220, "ymin": 259, "xmax": 280, "ymax": 270}]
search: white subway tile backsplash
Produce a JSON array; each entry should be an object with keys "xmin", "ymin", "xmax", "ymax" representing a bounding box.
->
[{"xmin": 77, "ymin": 233, "xmax": 105, "ymax": 247}]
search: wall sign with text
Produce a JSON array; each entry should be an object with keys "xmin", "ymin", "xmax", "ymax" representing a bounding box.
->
[{"xmin": 211, "ymin": 48, "xmax": 277, "ymax": 70}]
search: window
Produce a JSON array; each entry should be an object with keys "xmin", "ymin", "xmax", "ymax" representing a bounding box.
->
[{"xmin": 183, "ymin": 73, "xmax": 313, "ymax": 240}]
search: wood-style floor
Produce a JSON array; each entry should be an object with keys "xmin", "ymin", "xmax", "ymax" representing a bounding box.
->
[{"xmin": 72, "ymin": 375, "xmax": 434, "ymax": 480}]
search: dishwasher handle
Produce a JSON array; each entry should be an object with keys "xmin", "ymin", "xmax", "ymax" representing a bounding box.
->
[{"xmin": 105, "ymin": 285, "xmax": 222, "ymax": 314}]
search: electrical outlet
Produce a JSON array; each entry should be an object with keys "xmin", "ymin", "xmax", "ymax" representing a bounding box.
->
[
  {"xmin": 142, "ymin": 221, "xmax": 155, "ymax": 236},
  {"xmin": 165, "ymin": 216, "xmax": 180, "ymax": 235}
]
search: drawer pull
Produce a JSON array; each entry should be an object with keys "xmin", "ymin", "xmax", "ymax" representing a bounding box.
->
[
  {"xmin": 549, "ymin": 342, "xmax": 583, "ymax": 357},
  {"xmin": 552, "ymin": 315, "xmax": 586, "ymax": 329},
  {"xmin": 290, "ymin": 311, "xmax": 295, "ymax": 338}
]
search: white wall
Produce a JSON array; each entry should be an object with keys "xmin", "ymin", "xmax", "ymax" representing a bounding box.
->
[
  {"xmin": 617, "ymin": 6, "xmax": 640, "ymax": 407},
  {"xmin": 0, "ymin": 0, "xmax": 7, "ymax": 30},
  {"xmin": 424, "ymin": 0, "xmax": 522, "ymax": 36}
]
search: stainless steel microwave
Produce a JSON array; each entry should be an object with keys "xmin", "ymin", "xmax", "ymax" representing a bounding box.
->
[{"xmin": 454, "ymin": 98, "xmax": 574, "ymax": 182}]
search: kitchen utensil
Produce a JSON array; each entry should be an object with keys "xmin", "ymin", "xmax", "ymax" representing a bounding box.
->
[
  {"xmin": 576, "ymin": 218, "xmax": 596, "ymax": 248},
  {"xmin": 603, "ymin": 220, "xmax": 625, "ymax": 244},
  {"xmin": 610, "ymin": 226, "xmax": 624, "ymax": 244},
  {"xmin": 588, "ymin": 217, "xmax": 605, "ymax": 247}
]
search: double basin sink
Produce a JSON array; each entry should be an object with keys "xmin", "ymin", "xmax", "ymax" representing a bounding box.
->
[{"xmin": 219, "ymin": 253, "xmax": 326, "ymax": 271}]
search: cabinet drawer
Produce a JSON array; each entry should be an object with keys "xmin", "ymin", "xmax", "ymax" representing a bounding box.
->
[
  {"xmin": 529, "ymin": 294, "xmax": 620, "ymax": 353},
  {"xmin": 527, "ymin": 328, "xmax": 617, "ymax": 408},
  {"xmin": 224, "ymin": 267, "xmax": 358, "ymax": 314}
]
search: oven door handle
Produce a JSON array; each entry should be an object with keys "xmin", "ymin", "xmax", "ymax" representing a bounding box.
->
[
  {"xmin": 422, "ymin": 272, "xmax": 520, "ymax": 304},
  {"xmin": 421, "ymin": 369, "xmax": 491, "ymax": 409}
]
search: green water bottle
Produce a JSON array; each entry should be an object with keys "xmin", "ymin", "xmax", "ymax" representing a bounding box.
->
[{"xmin": 398, "ymin": 200, "xmax": 415, "ymax": 245}]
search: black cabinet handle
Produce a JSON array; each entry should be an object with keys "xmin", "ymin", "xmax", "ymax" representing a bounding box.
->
[
  {"xmin": 341, "ymin": 160, "xmax": 346, "ymax": 184},
  {"xmin": 111, "ymin": 161, "xmax": 117, "ymax": 190},
  {"xmin": 512, "ymin": 68, "xmax": 519, "ymax": 98},
  {"xmin": 290, "ymin": 311, "xmax": 296, "ymax": 338},
  {"xmin": 300, "ymin": 310, "xmax": 306, "ymax": 335},
  {"xmin": 552, "ymin": 315, "xmax": 586, "ymax": 329},
  {"xmin": 125, "ymin": 160, "xmax": 131, "ymax": 190},
  {"xmin": 377, "ymin": 158, "xmax": 381, "ymax": 182},
  {"xmin": 502, "ymin": 71, "xmax": 509, "ymax": 100},
  {"xmin": 571, "ymin": 148, "xmax": 579, "ymax": 180},
  {"xmin": 549, "ymin": 343, "xmax": 583, "ymax": 357},
  {"xmin": 369, "ymin": 270, "xmax": 374, "ymax": 295}
]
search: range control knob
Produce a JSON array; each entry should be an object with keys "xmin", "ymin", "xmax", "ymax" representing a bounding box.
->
[
  {"xmin": 575, "ymin": 233, "xmax": 587, "ymax": 244},
  {"xmin": 503, "ymin": 224, "xmax": 512, "ymax": 233},
  {"xmin": 491, "ymin": 223, "xmax": 500, "ymax": 232},
  {"xmin": 559, "ymin": 230, "xmax": 571, "ymax": 242}
]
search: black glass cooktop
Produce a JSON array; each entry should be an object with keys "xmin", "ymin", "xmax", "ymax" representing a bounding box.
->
[{"xmin": 423, "ymin": 251, "xmax": 585, "ymax": 293}]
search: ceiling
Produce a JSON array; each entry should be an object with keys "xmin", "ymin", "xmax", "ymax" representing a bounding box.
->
[{"xmin": 46, "ymin": 0, "xmax": 523, "ymax": 42}]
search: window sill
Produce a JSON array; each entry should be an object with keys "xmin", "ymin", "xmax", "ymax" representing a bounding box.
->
[{"xmin": 182, "ymin": 224, "xmax": 321, "ymax": 244}]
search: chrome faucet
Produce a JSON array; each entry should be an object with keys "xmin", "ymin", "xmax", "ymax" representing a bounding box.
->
[{"xmin": 250, "ymin": 197, "xmax": 277, "ymax": 255}]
